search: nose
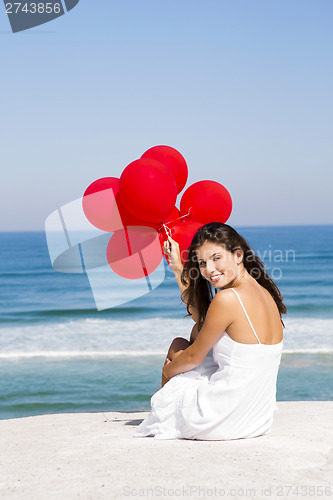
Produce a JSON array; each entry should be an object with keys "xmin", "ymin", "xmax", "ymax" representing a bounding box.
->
[{"xmin": 205, "ymin": 261, "xmax": 217, "ymax": 275}]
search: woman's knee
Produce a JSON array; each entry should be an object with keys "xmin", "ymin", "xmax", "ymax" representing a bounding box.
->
[
  {"xmin": 167, "ymin": 337, "xmax": 190, "ymax": 358},
  {"xmin": 171, "ymin": 336, "xmax": 189, "ymax": 345},
  {"xmin": 169, "ymin": 337, "xmax": 190, "ymax": 350}
]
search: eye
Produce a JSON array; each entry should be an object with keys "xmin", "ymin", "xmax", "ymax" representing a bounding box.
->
[
  {"xmin": 213, "ymin": 257, "xmax": 220, "ymax": 261},
  {"xmin": 198, "ymin": 262, "xmax": 205, "ymax": 267}
]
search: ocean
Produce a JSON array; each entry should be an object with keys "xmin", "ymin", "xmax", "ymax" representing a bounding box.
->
[{"xmin": 0, "ymin": 225, "xmax": 332, "ymax": 420}]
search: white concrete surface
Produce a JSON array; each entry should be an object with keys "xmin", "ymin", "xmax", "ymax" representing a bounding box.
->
[{"xmin": 0, "ymin": 402, "xmax": 332, "ymax": 500}]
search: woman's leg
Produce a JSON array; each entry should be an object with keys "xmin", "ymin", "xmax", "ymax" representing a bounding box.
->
[{"xmin": 161, "ymin": 337, "xmax": 191, "ymax": 388}]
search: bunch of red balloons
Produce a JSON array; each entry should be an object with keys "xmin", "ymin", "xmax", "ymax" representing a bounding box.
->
[{"xmin": 82, "ymin": 145, "xmax": 232, "ymax": 279}]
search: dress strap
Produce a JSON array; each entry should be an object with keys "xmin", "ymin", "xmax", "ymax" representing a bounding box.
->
[{"xmin": 230, "ymin": 288, "xmax": 261, "ymax": 344}]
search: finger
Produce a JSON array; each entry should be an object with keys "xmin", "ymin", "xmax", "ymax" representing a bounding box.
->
[
  {"xmin": 162, "ymin": 242, "xmax": 170, "ymax": 254},
  {"xmin": 166, "ymin": 237, "xmax": 172, "ymax": 251}
]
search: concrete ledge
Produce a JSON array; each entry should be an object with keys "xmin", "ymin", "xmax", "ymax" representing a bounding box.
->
[{"xmin": 1, "ymin": 402, "xmax": 332, "ymax": 499}]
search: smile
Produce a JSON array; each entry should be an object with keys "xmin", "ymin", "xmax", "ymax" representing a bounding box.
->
[{"xmin": 210, "ymin": 274, "xmax": 222, "ymax": 283}]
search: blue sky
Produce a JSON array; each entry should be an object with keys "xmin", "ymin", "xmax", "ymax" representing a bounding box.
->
[{"xmin": 1, "ymin": 0, "xmax": 332, "ymax": 230}]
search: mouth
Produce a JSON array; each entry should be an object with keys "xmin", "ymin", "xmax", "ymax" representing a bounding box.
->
[{"xmin": 210, "ymin": 274, "xmax": 222, "ymax": 283}]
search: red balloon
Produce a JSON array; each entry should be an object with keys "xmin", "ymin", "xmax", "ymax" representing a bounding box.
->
[
  {"xmin": 116, "ymin": 193, "xmax": 159, "ymax": 230},
  {"xmin": 106, "ymin": 226, "xmax": 163, "ymax": 280},
  {"xmin": 82, "ymin": 177, "xmax": 123, "ymax": 232},
  {"xmin": 141, "ymin": 145, "xmax": 188, "ymax": 194},
  {"xmin": 162, "ymin": 221, "xmax": 204, "ymax": 266},
  {"xmin": 180, "ymin": 180, "xmax": 232, "ymax": 224},
  {"xmin": 119, "ymin": 158, "xmax": 177, "ymax": 224}
]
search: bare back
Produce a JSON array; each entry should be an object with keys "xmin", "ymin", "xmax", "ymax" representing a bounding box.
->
[{"xmin": 224, "ymin": 277, "xmax": 283, "ymax": 345}]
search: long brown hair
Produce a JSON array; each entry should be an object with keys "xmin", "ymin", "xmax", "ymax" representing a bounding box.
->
[{"xmin": 181, "ymin": 222, "xmax": 287, "ymax": 327}]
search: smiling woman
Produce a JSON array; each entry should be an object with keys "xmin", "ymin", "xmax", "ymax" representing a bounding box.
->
[
  {"xmin": 133, "ymin": 222, "xmax": 287, "ymax": 441},
  {"xmin": 182, "ymin": 223, "xmax": 287, "ymax": 333},
  {"xmin": 197, "ymin": 244, "xmax": 244, "ymax": 286}
]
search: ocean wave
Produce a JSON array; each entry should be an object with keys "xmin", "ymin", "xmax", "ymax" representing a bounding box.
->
[
  {"xmin": 1, "ymin": 299, "xmax": 332, "ymax": 323},
  {"xmin": 0, "ymin": 348, "xmax": 332, "ymax": 360},
  {"xmin": 0, "ymin": 317, "xmax": 194, "ymax": 355},
  {"xmin": 0, "ymin": 270, "xmax": 54, "ymax": 278},
  {"xmin": 36, "ymin": 307, "xmax": 155, "ymax": 317},
  {"xmin": 283, "ymin": 349, "xmax": 333, "ymax": 354},
  {"xmin": 0, "ymin": 306, "xmax": 167, "ymax": 323},
  {"xmin": 293, "ymin": 253, "xmax": 333, "ymax": 259},
  {"xmin": 0, "ymin": 350, "xmax": 164, "ymax": 360},
  {"xmin": 286, "ymin": 304, "xmax": 333, "ymax": 313},
  {"xmin": 0, "ymin": 316, "xmax": 332, "ymax": 354}
]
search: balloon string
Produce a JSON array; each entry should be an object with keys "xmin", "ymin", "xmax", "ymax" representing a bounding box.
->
[
  {"xmin": 165, "ymin": 210, "xmax": 191, "ymax": 226},
  {"xmin": 158, "ymin": 210, "xmax": 191, "ymax": 236},
  {"xmin": 161, "ymin": 223, "xmax": 172, "ymax": 238}
]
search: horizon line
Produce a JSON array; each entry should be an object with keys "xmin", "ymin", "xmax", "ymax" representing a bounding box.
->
[{"xmin": 0, "ymin": 223, "xmax": 333, "ymax": 233}]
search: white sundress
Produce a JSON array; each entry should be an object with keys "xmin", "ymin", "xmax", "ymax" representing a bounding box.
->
[{"xmin": 133, "ymin": 287, "xmax": 283, "ymax": 441}]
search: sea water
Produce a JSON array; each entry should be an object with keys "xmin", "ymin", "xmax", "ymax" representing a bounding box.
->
[{"xmin": 0, "ymin": 226, "xmax": 332, "ymax": 419}]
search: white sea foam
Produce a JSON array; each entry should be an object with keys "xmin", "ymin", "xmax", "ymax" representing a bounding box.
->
[
  {"xmin": 283, "ymin": 348, "xmax": 333, "ymax": 354},
  {"xmin": 0, "ymin": 317, "xmax": 193, "ymax": 356},
  {"xmin": 283, "ymin": 317, "xmax": 333, "ymax": 351},
  {"xmin": 0, "ymin": 348, "xmax": 332, "ymax": 361},
  {"xmin": 0, "ymin": 316, "xmax": 332, "ymax": 358},
  {"xmin": 0, "ymin": 350, "xmax": 165, "ymax": 360}
]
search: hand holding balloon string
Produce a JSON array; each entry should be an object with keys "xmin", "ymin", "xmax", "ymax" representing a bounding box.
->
[{"xmin": 163, "ymin": 235, "xmax": 183, "ymax": 273}]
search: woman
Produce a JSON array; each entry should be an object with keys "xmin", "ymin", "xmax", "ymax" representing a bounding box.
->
[{"xmin": 133, "ymin": 222, "xmax": 286, "ymax": 441}]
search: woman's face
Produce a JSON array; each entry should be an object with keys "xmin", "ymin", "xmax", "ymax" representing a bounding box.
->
[{"xmin": 195, "ymin": 241, "xmax": 243, "ymax": 288}]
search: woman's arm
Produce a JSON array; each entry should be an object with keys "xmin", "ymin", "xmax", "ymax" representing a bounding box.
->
[
  {"xmin": 163, "ymin": 289, "xmax": 234, "ymax": 380},
  {"xmin": 162, "ymin": 346, "xmax": 200, "ymax": 381},
  {"xmin": 162, "ymin": 235, "xmax": 200, "ymax": 323}
]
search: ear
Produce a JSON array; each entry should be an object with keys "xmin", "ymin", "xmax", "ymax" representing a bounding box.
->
[{"xmin": 235, "ymin": 248, "xmax": 243, "ymax": 265}]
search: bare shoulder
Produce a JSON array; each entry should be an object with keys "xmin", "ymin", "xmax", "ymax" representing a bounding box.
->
[
  {"xmin": 205, "ymin": 288, "xmax": 239, "ymax": 323},
  {"xmin": 213, "ymin": 288, "xmax": 238, "ymax": 308}
]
